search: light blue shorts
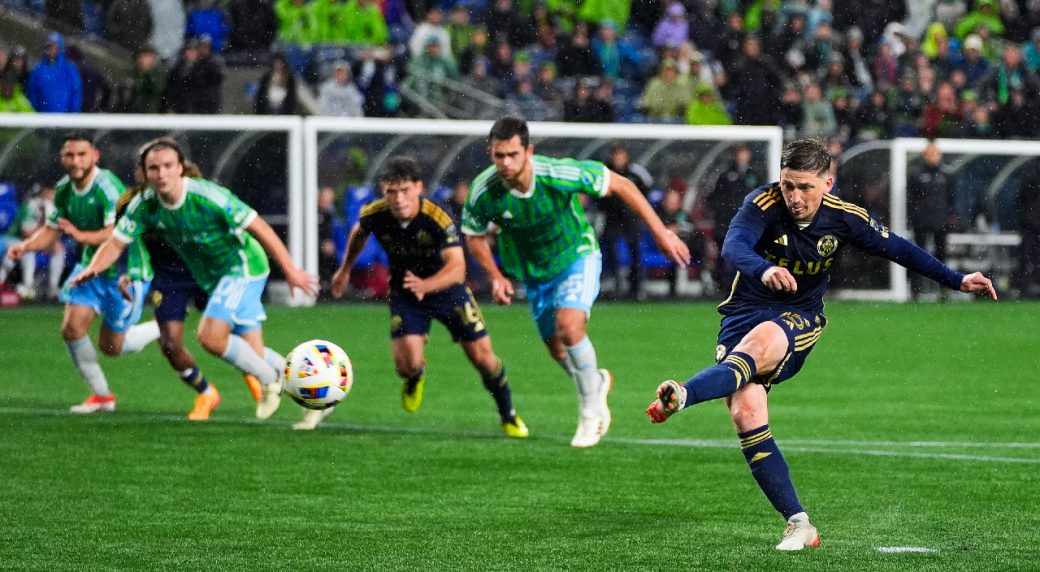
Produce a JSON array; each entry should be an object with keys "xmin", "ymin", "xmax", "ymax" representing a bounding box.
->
[
  {"xmin": 203, "ymin": 274, "xmax": 268, "ymax": 335},
  {"xmin": 61, "ymin": 264, "xmax": 151, "ymax": 334},
  {"xmin": 526, "ymin": 254, "xmax": 602, "ymax": 340}
]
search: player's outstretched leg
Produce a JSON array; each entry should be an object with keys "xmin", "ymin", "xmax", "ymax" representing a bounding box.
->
[
  {"xmin": 293, "ymin": 406, "xmax": 335, "ymax": 431},
  {"xmin": 645, "ymin": 379, "xmax": 687, "ymax": 423},
  {"xmin": 216, "ymin": 334, "xmax": 282, "ymax": 419}
]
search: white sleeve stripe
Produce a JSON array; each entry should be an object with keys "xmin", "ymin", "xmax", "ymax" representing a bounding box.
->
[
  {"xmin": 112, "ymin": 229, "xmax": 134, "ymax": 244},
  {"xmin": 236, "ymin": 210, "xmax": 258, "ymax": 233}
]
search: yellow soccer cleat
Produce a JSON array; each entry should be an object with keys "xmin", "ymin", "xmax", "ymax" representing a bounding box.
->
[
  {"xmin": 187, "ymin": 386, "xmax": 221, "ymax": 421},
  {"xmin": 242, "ymin": 373, "xmax": 262, "ymax": 403},
  {"xmin": 401, "ymin": 374, "xmax": 426, "ymax": 413},
  {"xmin": 502, "ymin": 415, "xmax": 530, "ymax": 438}
]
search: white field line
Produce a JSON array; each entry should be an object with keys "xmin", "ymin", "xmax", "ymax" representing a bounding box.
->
[{"xmin": 1, "ymin": 406, "xmax": 1038, "ymax": 464}]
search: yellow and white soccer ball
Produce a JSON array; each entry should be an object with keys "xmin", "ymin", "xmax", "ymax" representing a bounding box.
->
[{"xmin": 283, "ymin": 340, "xmax": 353, "ymax": 410}]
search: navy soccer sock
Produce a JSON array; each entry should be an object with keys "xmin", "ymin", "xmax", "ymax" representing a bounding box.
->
[
  {"xmin": 180, "ymin": 366, "xmax": 210, "ymax": 394},
  {"xmin": 681, "ymin": 351, "xmax": 756, "ymax": 407},
  {"xmin": 481, "ymin": 361, "xmax": 516, "ymax": 421},
  {"xmin": 739, "ymin": 424, "xmax": 804, "ymax": 520}
]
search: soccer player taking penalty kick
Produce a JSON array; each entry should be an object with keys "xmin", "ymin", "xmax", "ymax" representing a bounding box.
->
[
  {"xmin": 6, "ymin": 132, "xmax": 159, "ymax": 413},
  {"xmin": 329, "ymin": 156, "xmax": 527, "ymax": 436},
  {"xmin": 463, "ymin": 117, "xmax": 691, "ymax": 448},
  {"xmin": 69, "ymin": 138, "xmax": 317, "ymax": 421},
  {"xmin": 645, "ymin": 138, "xmax": 997, "ymax": 550}
]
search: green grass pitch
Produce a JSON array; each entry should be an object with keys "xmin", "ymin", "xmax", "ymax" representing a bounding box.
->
[{"xmin": 0, "ymin": 300, "xmax": 1037, "ymax": 571}]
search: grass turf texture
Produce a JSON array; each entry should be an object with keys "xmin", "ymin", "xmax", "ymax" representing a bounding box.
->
[{"xmin": 0, "ymin": 301, "xmax": 1037, "ymax": 571}]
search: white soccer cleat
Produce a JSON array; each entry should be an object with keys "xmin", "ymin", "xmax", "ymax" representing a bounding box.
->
[
  {"xmin": 69, "ymin": 394, "xmax": 116, "ymax": 414},
  {"xmin": 776, "ymin": 517, "xmax": 821, "ymax": 551},
  {"xmin": 570, "ymin": 413, "xmax": 603, "ymax": 448},
  {"xmin": 597, "ymin": 368, "xmax": 613, "ymax": 437},
  {"xmin": 256, "ymin": 378, "xmax": 283, "ymax": 420},
  {"xmin": 293, "ymin": 406, "xmax": 335, "ymax": 430}
]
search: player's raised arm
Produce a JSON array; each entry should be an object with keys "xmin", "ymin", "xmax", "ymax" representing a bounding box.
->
[
  {"xmin": 246, "ymin": 215, "xmax": 318, "ymax": 298},
  {"xmin": 330, "ymin": 222, "xmax": 371, "ymax": 298},
  {"xmin": 402, "ymin": 246, "xmax": 466, "ymax": 302},
  {"xmin": 605, "ymin": 170, "xmax": 691, "ymax": 266},
  {"xmin": 464, "ymin": 233, "xmax": 514, "ymax": 305},
  {"xmin": 67, "ymin": 234, "xmax": 128, "ymax": 287}
]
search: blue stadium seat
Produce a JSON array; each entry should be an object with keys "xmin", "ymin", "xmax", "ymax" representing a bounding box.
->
[
  {"xmin": 639, "ymin": 229, "xmax": 672, "ymax": 270},
  {"xmin": 186, "ymin": 9, "xmax": 230, "ymax": 52},
  {"xmin": 0, "ymin": 182, "xmax": 18, "ymax": 235}
]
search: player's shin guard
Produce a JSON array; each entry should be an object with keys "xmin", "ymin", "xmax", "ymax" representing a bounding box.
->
[
  {"xmin": 739, "ymin": 424, "xmax": 804, "ymax": 520},
  {"xmin": 222, "ymin": 335, "xmax": 278, "ymax": 385},
  {"xmin": 565, "ymin": 336, "xmax": 601, "ymax": 412},
  {"xmin": 66, "ymin": 336, "xmax": 111, "ymax": 396},
  {"xmin": 481, "ymin": 360, "xmax": 515, "ymax": 421},
  {"xmin": 263, "ymin": 348, "xmax": 286, "ymax": 376},
  {"xmin": 120, "ymin": 320, "xmax": 160, "ymax": 355},
  {"xmin": 682, "ymin": 351, "xmax": 757, "ymax": 406},
  {"xmin": 180, "ymin": 367, "xmax": 210, "ymax": 394}
]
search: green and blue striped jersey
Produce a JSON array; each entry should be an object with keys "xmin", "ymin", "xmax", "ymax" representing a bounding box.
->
[
  {"xmin": 462, "ymin": 155, "xmax": 609, "ymax": 283},
  {"xmin": 113, "ymin": 177, "xmax": 268, "ymax": 293},
  {"xmin": 48, "ymin": 167, "xmax": 151, "ymax": 281}
]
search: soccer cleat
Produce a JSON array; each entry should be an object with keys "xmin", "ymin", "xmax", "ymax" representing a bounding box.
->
[
  {"xmin": 597, "ymin": 368, "xmax": 613, "ymax": 436},
  {"xmin": 401, "ymin": 374, "xmax": 426, "ymax": 413},
  {"xmin": 69, "ymin": 393, "xmax": 116, "ymax": 414},
  {"xmin": 242, "ymin": 373, "xmax": 262, "ymax": 403},
  {"xmin": 187, "ymin": 386, "xmax": 221, "ymax": 421},
  {"xmin": 502, "ymin": 415, "xmax": 530, "ymax": 438},
  {"xmin": 645, "ymin": 379, "xmax": 686, "ymax": 424},
  {"xmin": 776, "ymin": 518, "xmax": 821, "ymax": 551},
  {"xmin": 256, "ymin": 377, "xmax": 283, "ymax": 420},
  {"xmin": 293, "ymin": 406, "xmax": 335, "ymax": 431},
  {"xmin": 570, "ymin": 413, "xmax": 603, "ymax": 448}
]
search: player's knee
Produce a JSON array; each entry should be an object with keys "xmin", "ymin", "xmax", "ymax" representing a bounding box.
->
[
  {"xmin": 60, "ymin": 322, "xmax": 87, "ymax": 342},
  {"xmin": 97, "ymin": 341, "xmax": 121, "ymax": 356},
  {"xmin": 158, "ymin": 334, "xmax": 180, "ymax": 357},
  {"xmin": 728, "ymin": 398, "xmax": 765, "ymax": 429},
  {"xmin": 197, "ymin": 331, "xmax": 225, "ymax": 356}
]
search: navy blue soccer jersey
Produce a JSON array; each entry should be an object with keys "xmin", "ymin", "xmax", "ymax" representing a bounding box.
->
[
  {"xmin": 359, "ymin": 197, "xmax": 462, "ymax": 296},
  {"xmin": 719, "ymin": 183, "xmax": 965, "ymax": 316}
]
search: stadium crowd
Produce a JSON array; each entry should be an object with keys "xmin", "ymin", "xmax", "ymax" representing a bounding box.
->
[
  {"xmin": 2, "ymin": 0, "xmax": 1040, "ymax": 142},
  {"xmin": 2, "ymin": 0, "xmax": 1040, "ymax": 301}
]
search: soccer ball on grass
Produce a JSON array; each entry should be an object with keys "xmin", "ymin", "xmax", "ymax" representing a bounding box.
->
[{"xmin": 283, "ymin": 339, "xmax": 353, "ymax": 410}]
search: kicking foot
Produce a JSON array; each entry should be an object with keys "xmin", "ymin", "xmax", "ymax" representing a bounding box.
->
[{"xmin": 645, "ymin": 379, "xmax": 686, "ymax": 423}]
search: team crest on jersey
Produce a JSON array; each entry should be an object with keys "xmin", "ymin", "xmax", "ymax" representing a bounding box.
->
[
  {"xmin": 715, "ymin": 344, "xmax": 727, "ymax": 364},
  {"xmin": 151, "ymin": 291, "xmax": 163, "ymax": 307},
  {"xmin": 391, "ymin": 315, "xmax": 403, "ymax": 332},
  {"xmin": 817, "ymin": 235, "xmax": 839, "ymax": 257},
  {"xmin": 416, "ymin": 230, "xmax": 432, "ymax": 245}
]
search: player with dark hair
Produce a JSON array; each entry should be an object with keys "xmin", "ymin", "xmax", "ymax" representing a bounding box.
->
[
  {"xmin": 117, "ymin": 157, "xmax": 263, "ymax": 421},
  {"xmin": 463, "ymin": 116, "xmax": 690, "ymax": 447},
  {"xmin": 6, "ymin": 131, "xmax": 159, "ymax": 412},
  {"xmin": 329, "ymin": 156, "xmax": 527, "ymax": 435},
  {"xmin": 645, "ymin": 138, "xmax": 997, "ymax": 550},
  {"xmin": 69, "ymin": 137, "xmax": 317, "ymax": 422}
]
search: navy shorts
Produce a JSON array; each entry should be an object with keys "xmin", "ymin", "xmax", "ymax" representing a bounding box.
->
[
  {"xmin": 389, "ymin": 286, "xmax": 489, "ymax": 343},
  {"xmin": 716, "ymin": 307, "xmax": 827, "ymax": 388},
  {"xmin": 151, "ymin": 275, "xmax": 208, "ymax": 323}
]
